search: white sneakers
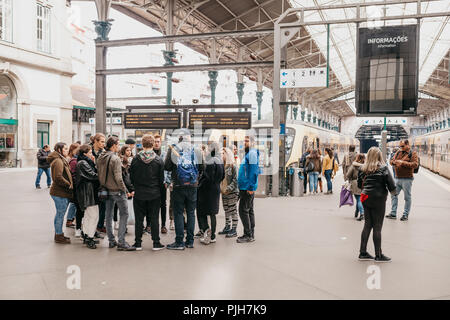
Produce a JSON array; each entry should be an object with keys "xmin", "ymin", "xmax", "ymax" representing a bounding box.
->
[
  {"xmin": 200, "ymin": 228, "xmax": 212, "ymax": 245},
  {"xmin": 75, "ymin": 229, "xmax": 81, "ymax": 238}
]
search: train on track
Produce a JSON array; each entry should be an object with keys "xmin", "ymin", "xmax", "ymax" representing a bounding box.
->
[{"xmin": 387, "ymin": 128, "xmax": 450, "ymax": 179}]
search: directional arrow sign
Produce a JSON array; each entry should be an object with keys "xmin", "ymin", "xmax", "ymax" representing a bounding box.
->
[{"xmin": 280, "ymin": 68, "xmax": 326, "ymax": 88}]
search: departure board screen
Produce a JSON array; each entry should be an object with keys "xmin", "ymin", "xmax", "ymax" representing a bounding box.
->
[
  {"xmin": 134, "ymin": 129, "xmax": 161, "ymax": 137},
  {"xmin": 188, "ymin": 112, "xmax": 252, "ymax": 129},
  {"xmin": 124, "ymin": 113, "xmax": 181, "ymax": 129}
]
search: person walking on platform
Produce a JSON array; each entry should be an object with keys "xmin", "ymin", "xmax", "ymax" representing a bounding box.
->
[
  {"xmin": 299, "ymin": 147, "xmax": 312, "ymax": 194},
  {"xmin": 66, "ymin": 143, "xmax": 80, "ymax": 229},
  {"xmin": 164, "ymin": 130, "xmax": 203, "ymax": 250},
  {"xmin": 90, "ymin": 133, "xmax": 107, "ymax": 234},
  {"xmin": 305, "ymin": 149, "xmax": 322, "ymax": 194},
  {"xmin": 219, "ymin": 147, "xmax": 239, "ymax": 238},
  {"xmin": 346, "ymin": 153, "xmax": 366, "ymax": 221},
  {"xmin": 237, "ymin": 135, "xmax": 260, "ymax": 243},
  {"xmin": 75, "ymin": 144, "xmax": 100, "ymax": 249},
  {"xmin": 357, "ymin": 147, "xmax": 396, "ymax": 262},
  {"xmin": 130, "ymin": 134, "xmax": 165, "ymax": 251},
  {"xmin": 322, "ymin": 148, "xmax": 338, "ymax": 194},
  {"xmin": 387, "ymin": 140, "xmax": 419, "ymax": 221},
  {"xmin": 97, "ymin": 137, "xmax": 135, "ymax": 251},
  {"xmin": 35, "ymin": 144, "xmax": 52, "ymax": 189},
  {"xmin": 342, "ymin": 145, "xmax": 357, "ymax": 180},
  {"xmin": 48, "ymin": 142, "xmax": 73, "ymax": 244},
  {"xmin": 197, "ymin": 142, "xmax": 225, "ymax": 245},
  {"xmin": 153, "ymin": 134, "xmax": 170, "ymax": 234}
]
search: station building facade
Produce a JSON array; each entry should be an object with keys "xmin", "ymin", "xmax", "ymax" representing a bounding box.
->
[{"xmin": 0, "ymin": 0, "xmax": 73, "ymax": 168}]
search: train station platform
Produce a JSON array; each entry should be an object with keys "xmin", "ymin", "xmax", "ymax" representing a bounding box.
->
[{"xmin": 0, "ymin": 167, "xmax": 449, "ymax": 300}]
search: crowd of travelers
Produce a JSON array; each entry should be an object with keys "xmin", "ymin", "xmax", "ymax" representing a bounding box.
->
[
  {"xmin": 36, "ymin": 133, "xmax": 418, "ymax": 263},
  {"xmin": 39, "ymin": 130, "xmax": 260, "ymax": 251}
]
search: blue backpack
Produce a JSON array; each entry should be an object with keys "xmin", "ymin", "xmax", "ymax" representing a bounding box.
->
[{"xmin": 175, "ymin": 146, "xmax": 199, "ymax": 185}]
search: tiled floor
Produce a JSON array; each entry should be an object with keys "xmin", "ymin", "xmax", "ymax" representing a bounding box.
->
[{"xmin": 0, "ymin": 167, "xmax": 449, "ymax": 299}]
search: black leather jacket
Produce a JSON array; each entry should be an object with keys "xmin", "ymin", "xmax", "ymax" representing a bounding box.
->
[
  {"xmin": 75, "ymin": 158, "xmax": 99, "ymax": 211},
  {"xmin": 357, "ymin": 165, "xmax": 396, "ymax": 198}
]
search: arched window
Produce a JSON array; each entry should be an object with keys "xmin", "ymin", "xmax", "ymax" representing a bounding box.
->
[
  {"xmin": 0, "ymin": 75, "xmax": 18, "ymax": 167},
  {"xmin": 0, "ymin": 75, "xmax": 17, "ymax": 120}
]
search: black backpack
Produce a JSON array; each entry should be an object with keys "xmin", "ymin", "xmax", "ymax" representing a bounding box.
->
[{"xmin": 305, "ymin": 160, "xmax": 315, "ymax": 173}]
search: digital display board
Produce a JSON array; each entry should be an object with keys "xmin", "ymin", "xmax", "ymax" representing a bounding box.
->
[
  {"xmin": 124, "ymin": 113, "xmax": 181, "ymax": 129},
  {"xmin": 356, "ymin": 25, "xmax": 418, "ymax": 116},
  {"xmin": 188, "ymin": 112, "xmax": 252, "ymax": 129}
]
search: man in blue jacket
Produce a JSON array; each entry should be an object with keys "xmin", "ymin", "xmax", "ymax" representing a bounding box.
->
[{"xmin": 237, "ymin": 134, "xmax": 260, "ymax": 243}]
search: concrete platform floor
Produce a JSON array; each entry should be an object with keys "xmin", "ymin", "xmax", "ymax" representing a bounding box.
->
[{"xmin": 0, "ymin": 167, "xmax": 449, "ymax": 300}]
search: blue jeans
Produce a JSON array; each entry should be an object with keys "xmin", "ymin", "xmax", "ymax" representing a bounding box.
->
[
  {"xmin": 67, "ymin": 202, "xmax": 76, "ymax": 221},
  {"xmin": 51, "ymin": 195, "xmax": 70, "ymax": 234},
  {"xmin": 35, "ymin": 167, "xmax": 51, "ymax": 187},
  {"xmin": 324, "ymin": 169, "xmax": 333, "ymax": 192},
  {"xmin": 390, "ymin": 178, "xmax": 413, "ymax": 217},
  {"xmin": 354, "ymin": 194, "xmax": 364, "ymax": 215},
  {"xmin": 308, "ymin": 172, "xmax": 319, "ymax": 193},
  {"xmin": 105, "ymin": 192, "xmax": 129, "ymax": 245},
  {"xmin": 172, "ymin": 187, "xmax": 197, "ymax": 245}
]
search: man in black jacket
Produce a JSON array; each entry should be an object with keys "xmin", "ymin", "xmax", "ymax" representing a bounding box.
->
[
  {"xmin": 35, "ymin": 145, "xmax": 51, "ymax": 189},
  {"xmin": 130, "ymin": 134, "xmax": 165, "ymax": 251}
]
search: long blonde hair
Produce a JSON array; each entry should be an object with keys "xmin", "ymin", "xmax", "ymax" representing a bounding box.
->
[
  {"xmin": 221, "ymin": 147, "xmax": 235, "ymax": 166},
  {"xmin": 362, "ymin": 147, "xmax": 384, "ymax": 173}
]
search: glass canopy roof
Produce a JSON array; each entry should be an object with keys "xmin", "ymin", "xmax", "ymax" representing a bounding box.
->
[{"xmin": 289, "ymin": 0, "xmax": 450, "ymax": 91}]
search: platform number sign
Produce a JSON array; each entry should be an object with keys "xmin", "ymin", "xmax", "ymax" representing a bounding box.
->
[{"xmin": 280, "ymin": 68, "xmax": 327, "ymax": 88}]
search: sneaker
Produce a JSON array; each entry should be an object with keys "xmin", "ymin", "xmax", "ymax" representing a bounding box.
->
[
  {"xmin": 357, "ymin": 215, "xmax": 364, "ymax": 221},
  {"xmin": 117, "ymin": 242, "xmax": 136, "ymax": 251},
  {"xmin": 194, "ymin": 231, "xmax": 204, "ymax": 239},
  {"xmin": 36, "ymin": 186, "xmax": 41, "ymax": 189},
  {"xmin": 66, "ymin": 220, "xmax": 75, "ymax": 228},
  {"xmin": 200, "ymin": 228, "xmax": 211, "ymax": 245},
  {"xmin": 161, "ymin": 226, "xmax": 168, "ymax": 234},
  {"xmin": 385, "ymin": 214, "xmax": 396, "ymax": 219},
  {"xmin": 133, "ymin": 243, "xmax": 142, "ymax": 251},
  {"xmin": 167, "ymin": 242, "xmax": 185, "ymax": 250},
  {"xmin": 86, "ymin": 238, "xmax": 97, "ymax": 249},
  {"xmin": 210, "ymin": 235, "xmax": 216, "ymax": 243},
  {"xmin": 226, "ymin": 229, "xmax": 237, "ymax": 238},
  {"xmin": 375, "ymin": 254, "xmax": 392, "ymax": 263},
  {"xmin": 94, "ymin": 231, "xmax": 104, "ymax": 239},
  {"xmin": 218, "ymin": 225, "xmax": 231, "ymax": 235},
  {"xmin": 169, "ymin": 220, "xmax": 175, "ymax": 230},
  {"xmin": 152, "ymin": 242, "xmax": 165, "ymax": 251},
  {"xmin": 400, "ymin": 215, "xmax": 408, "ymax": 221},
  {"xmin": 109, "ymin": 240, "xmax": 118, "ymax": 248},
  {"xmin": 358, "ymin": 252, "xmax": 375, "ymax": 261},
  {"xmin": 236, "ymin": 235, "xmax": 252, "ymax": 243},
  {"xmin": 75, "ymin": 229, "xmax": 82, "ymax": 238},
  {"xmin": 184, "ymin": 242, "xmax": 194, "ymax": 248}
]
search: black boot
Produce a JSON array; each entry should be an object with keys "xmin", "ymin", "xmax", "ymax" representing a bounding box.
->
[
  {"xmin": 354, "ymin": 207, "xmax": 359, "ymax": 218},
  {"xmin": 86, "ymin": 237, "xmax": 97, "ymax": 249},
  {"xmin": 218, "ymin": 225, "xmax": 231, "ymax": 235}
]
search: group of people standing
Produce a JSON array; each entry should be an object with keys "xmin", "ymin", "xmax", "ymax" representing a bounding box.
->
[
  {"xmin": 340, "ymin": 141, "xmax": 418, "ymax": 262},
  {"xmin": 300, "ymin": 147, "xmax": 339, "ymax": 195},
  {"xmin": 44, "ymin": 130, "xmax": 260, "ymax": 251}
]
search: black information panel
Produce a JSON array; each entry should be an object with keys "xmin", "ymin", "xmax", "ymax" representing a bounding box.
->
[
  {"xmin": 356, "ymin": 25, "xmax": 418, "ymax": 116},
  {"xmin": 188, "ymin": 112, "xmax": 252, "ymax": 129},
  {"xmin": 124, "ymin": 113, "xmax": 181, "ymax": 129}
]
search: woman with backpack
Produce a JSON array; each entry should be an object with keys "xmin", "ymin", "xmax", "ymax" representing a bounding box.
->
[
  {"xmin": 321, "ymin": 147, "xmax": 338, "ymax": 194},
  {"xmin": 357, "ymin": 147, "xmax": 396, "ymax": 262},
  {"xmin": 75, "ymin": 144, "xmax": 100, "ymax": 249},
  {"xmin": 48, "ymin": 142, "xmax": 73, "ymax": 244},
  {"xmin": 218, "ymin": 147, "xmax": 239, "ymax": 238},
  {"xmin": 346, "ymin": 153, "xmax": 366, "ymax": 221},
  {"xmin": 305, "ymin": 149, "xmax": 322, "ymax": 194},
  {"xmin": 197, "ymin": 141, "xmax": 225, "ymax": 245}
]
